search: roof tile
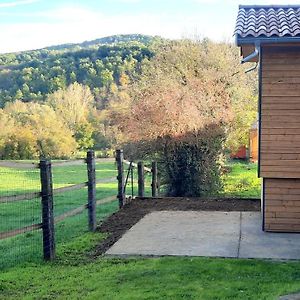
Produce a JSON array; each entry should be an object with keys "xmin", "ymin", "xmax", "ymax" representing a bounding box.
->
[{"xmin": 235, "ymin": 5, "xmax": 300, "ymax": 38}]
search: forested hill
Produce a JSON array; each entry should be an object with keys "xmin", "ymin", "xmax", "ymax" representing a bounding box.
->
[
  {"xmin": 44, "ymin": 34, "xmax": 156, "ymax": 51},
  {"xmin": 0, "ymin": 34, "xmax": 158, "ymax": 106}
]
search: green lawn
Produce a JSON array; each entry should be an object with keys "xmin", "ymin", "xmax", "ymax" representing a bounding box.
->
[
  {"xmin": 2, "ymin": 160, "xmax": 297, "ymax": 300},
  {"xmin": 1, "ymin": 232, "xmax": 300, "ymax": 300},
  {"xmin": 0, "ymin": 160, "xmax": 151, "ymax": 270},
  {"xmin": 0, "ymin": 159, "xmax": 260, "ymax": 270},
  {"xmin": 222, "ymin": 160, "xmax": 261, "ymax": 198}
]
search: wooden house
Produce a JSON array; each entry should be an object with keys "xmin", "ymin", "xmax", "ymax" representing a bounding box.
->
[
  {"xmin": 230, "ymin": 121, "xmax": 258, "ymax": 161},
  {"xmin": 235, "ymin": 5, "xmax": 300, "ymax": 232},
  {"xmin": 230, "ymin": 145, "xmax": 247, "ymax": 160}
]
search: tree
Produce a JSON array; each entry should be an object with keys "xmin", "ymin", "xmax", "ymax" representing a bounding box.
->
[
  {"xmin": 0, "ymin": 110, "xmax": 15, "ymax": 154},
  {"xmin": 1, "ymin": 127, "xmax": 37, "ymax": 159},
  {"xmin": 109, "ymin": 40, "xmax": 257, "ymax": 196},
  {"xmin": 0, "ymin": 38, "xmax": 155, "ymax": 107},
  {"xmin": 74, "ymin": 122, "xmax": 94, "ymax": 150},
  {"xmin": 47, "ymin": 83, "xmax": 96, "ymax": 150},
  {"xmin": 47, "ymin": 82, "xmax": 94, "ymax": 132},
  {"xmin": 4, "ymin": 101, "xmax": 77, "ymax": 158},
  {"xmin": 15, "ymin": 89, "xmax": 23, "ymax": 100}
]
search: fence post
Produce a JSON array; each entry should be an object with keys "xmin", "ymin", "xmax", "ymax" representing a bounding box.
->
[
  {"xmin": 87, "ymin": 150, "xmax": 96, "ymax": 232},
  {"xmin": 138, "ymin": 162, "xmax": 145, "ymax": 197},
  {"xmin": 116, "ymin": 149, "xmax": 125, "ymax": 208},
  {"xmin": 40, "ymin": 159, "xmax": 55, "ymax": 261},
  {"xmin": 151, "ymin": 161, "xmax": 158, "ymax": 197},
  {"xmin": 157, "ymin": 177, "xmax": 161, "ymax": 195}
]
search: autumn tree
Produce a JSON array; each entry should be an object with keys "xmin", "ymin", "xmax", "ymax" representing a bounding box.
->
[
  {"xmin": 3, "ymin": 101, "xmax": 77, "ymax": 158},
  {"xmin": 110, "ymin": 40, "xmax": 257, "ymax": 196},
  {"xmin": 47, "ymin": 82, "xmax": 95, "ymax": 150},
  {"xmin": 47, "ymin": 83, "xmax": 93, "ymax": 130}
]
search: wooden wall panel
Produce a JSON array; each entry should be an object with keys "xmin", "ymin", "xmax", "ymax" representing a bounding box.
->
[
  {"xmin": 264, "ymin": 178, "xmax": 300, "ymax": 232},
  {"xmin": 260, "ymin": 46, "xmax": 300, "ymax": 178}
]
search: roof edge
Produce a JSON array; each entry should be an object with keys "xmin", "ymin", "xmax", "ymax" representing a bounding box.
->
[
  {"xmin": 239, "ymin": 4, "xmax": 300, "ymax": 9},
  {"xmin": 236, "ymin": 35, "xmax": 300, "ymax": 46}
]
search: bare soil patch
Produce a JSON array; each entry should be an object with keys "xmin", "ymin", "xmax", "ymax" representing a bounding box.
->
[{"xmin": 95, "ymin": 197, "xmax": 260, "ymax": 256}]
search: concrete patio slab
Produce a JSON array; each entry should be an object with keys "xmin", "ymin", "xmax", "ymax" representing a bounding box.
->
[
  {"xmin": 106, "ymin": 211, "xmax": 300, "ymax": 260},
  {"xmin": 239, "ymin": 212, "xmax": 300, "ymax": 260},
  {"xmin": 107, "ymin": 211, "xmax": 241, "ymax": 257},
  {"xmin": 279, "ymin": 293, "xmax": 300, "ymax": 300}
]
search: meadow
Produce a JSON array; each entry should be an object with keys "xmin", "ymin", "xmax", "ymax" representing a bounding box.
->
[
  {"xmin": 0, "ymin": 159, "xmax": 259, "ymax": 270},
  {"xmin": 3, "ymin": 160, "xmax": 298, "ymax": 300},
  {"xmin": 221, "ymin": 161, "xmax": 261, "ymax": 198},
  {"xmin": 0, "ymin": 159, "xmax": 152, "ymax": 269},
  {"xmin": 1, "ymin": 231, "xmax": 300, "ymax": 300}
]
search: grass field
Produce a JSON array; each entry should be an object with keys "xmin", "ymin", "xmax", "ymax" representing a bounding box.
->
[
  {"xmin": 1, "ymin": 232, "xmax": 300, "ymax": 300},
  {"xmin": 222, "ymin": 160, "xmax": 261, "ymax": 198},
  {"xmin": 0, "ymin": 159, "xmax": 260, "ymax": 270},
  {"xmin": 0, "ymin": 160, "xmax": 152, "ymax": 269},
  {"xmin": 3, "ymin": 160, "xmax": 294, "ymax": 300}
]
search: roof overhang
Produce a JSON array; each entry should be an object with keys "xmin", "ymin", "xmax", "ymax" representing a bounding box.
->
[
  {"xmin": 236, "ymin": 35, "xmax": 300, "ymax": 63},
  {"xmin": 236, "ymin": 35, "xmax": 300, "ymax": 46},
  {"xmin": 234, "ymin": 4, "xmax": 300, "ymax": 62}
]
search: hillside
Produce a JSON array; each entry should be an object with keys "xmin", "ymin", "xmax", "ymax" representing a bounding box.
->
[
  {"xmin": 44, "ymin": 34, "xmax": 157, "ymax": 51},
  {"xmin": 0, "ymin": 34, "xmax": 158, "ymax": 106}
]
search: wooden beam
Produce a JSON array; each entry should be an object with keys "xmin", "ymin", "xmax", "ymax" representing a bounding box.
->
[
  {"xmin": 87, "ymin": 150, "xmax": 96, "ymax": 232},
  {"xmin": 53, "ymin": 183, "xmax": 87, "ymax": 194},
  {"xmin": 51, "ymin": 160, "xmax": 85, "ymax": 167},
  {"xmin": 0, "ymin": 223, "xmax": 42, "ymax": 240},
  {"xmin": 0, "ymin": 192, "xmax": 40, "ymax": 204},
  {"xmin": 0, "ymin": 161, "xmax": 39, "ymax": 169},
  {"xmin": 54, "ymin": 196, "xmax": 117, "ymax": 223},
  {"xmin": 124, "ymin": 159, "xmax": 152, "ymax": 173},
  {"xmin": 95, "ymin": 177, "xmax": 116, "ymax": 184},
  {"xmin": 54, "ymin": 204, "xmax": 87, "ymax": 223}
]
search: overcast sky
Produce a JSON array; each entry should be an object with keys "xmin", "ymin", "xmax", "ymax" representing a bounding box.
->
[{"xmin": 0, "ymin": 0, "xmax": 299, "ymax": 53}]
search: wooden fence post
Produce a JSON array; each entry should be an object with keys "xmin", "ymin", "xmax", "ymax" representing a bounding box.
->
[
  {"xmin": 40, "ymin": 159, "xmax": 55, "ymax": 261},
  {"xmin": 151, "ymin": 161, "xmax": 158, "ymax": 197},
  {"xmin": 87, "ymin": 150, "xmax": 96, "ymax": 232},
  {"xmin": 116, "ymin": 149, "xmax": 125, "ymax": 208},
  {"xmin": 138, "ymin": 162, "xmax": 145, "ymax": 197},
  {"xmin": 157, "ymin": 177, "xmax": 161, "ymax": 195}
]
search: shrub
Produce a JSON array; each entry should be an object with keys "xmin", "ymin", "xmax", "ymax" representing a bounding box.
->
[
  {"xmin": 159, "ymin": 130, "xmax": 225, "ymax": 196},
  {"xmin": 0, "ymin": 127, "xmax": 37, "ymax": 159},
  {"xmin": 4, "ymin": 101, "xmax": 77, "ymax": 159}
]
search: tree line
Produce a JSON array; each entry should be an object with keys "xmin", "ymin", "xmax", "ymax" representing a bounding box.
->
[
  {"xmin": 0, "ymin": 35, "xmax": 156, "ymax": 107},
  {"xmin": 0, "ymin": 36, "xmax": 257, "ymax": 196}
]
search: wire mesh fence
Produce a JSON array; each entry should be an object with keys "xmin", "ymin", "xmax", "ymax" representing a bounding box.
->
[
  {"xmin": 0, "ymin": 165, "xmax": 42, "ymax": 269},
  {"xmin": 94, "ymin": 159, "xmax": 119, "ymax": 231},
  {"xmin": 0, "ymin": 153, "xmax": 120, "ymax": 270},
  {"xmin": 52, "ymin": 161, "xmax": 92, "ymax": 251},
  {"xmin": 0, "ymin": 151, "xmax": 158, "ymax": 270},
  {"xmin": 122, "ymin": 159, "xmax": 154, "ymax": 199}
]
